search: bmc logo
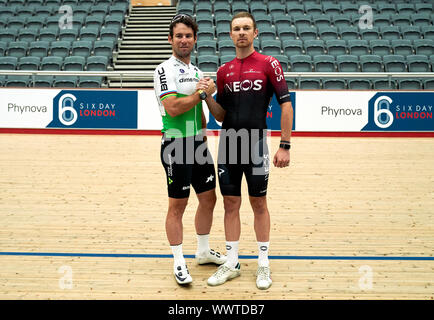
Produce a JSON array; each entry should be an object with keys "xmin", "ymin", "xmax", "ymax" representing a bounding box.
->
[{"xmin": 225, "ymin": 80, "xmax": 263, "ymax": 92}]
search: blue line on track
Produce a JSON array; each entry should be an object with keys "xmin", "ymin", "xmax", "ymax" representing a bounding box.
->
[{"xmin": 0, "ymin": 252, "xmax": 433, "ymax": 261}]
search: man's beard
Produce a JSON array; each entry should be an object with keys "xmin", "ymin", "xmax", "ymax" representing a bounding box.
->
[{"xmin": 174, "ymin": 47, "xmax": 191, "ymax": 58}]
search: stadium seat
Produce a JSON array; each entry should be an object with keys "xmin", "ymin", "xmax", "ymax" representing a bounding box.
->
[
  {"xmin": 218, "ymin": 40, "xmax": 235, "ymax": 56},
  {"xmin": 423, "ymin": 26, "xmax": 434, "ymax": 41},
  {"xmin": 6, "ymin": 41, "xmax": 28, "ymax": 59},
  {"xmin": 72, "ymin": 40, "xmax": 93, "ymax": 58},
  {"xmin": 258, "ymin": 26, "xmax": 277, "ymax": 42},
  {"xmin": 348, "ymin": 40, "xmax": 370, "ymax": 56},
  {"xmin": 381, "ymin": 26, "xmax": 401, "ymax": 41},
  {"xmin": 197, "ymin": 55, "xmax": 219, "ymax": 72},
  {"xmin": 232, "ymin": 2, "xmax": 249, "ymax": 15},
  {"xmin": 326, "ymin": 40, "xmax": 347, "ymax": 57},
  {"xmin": 340, "ymin": 3, "xmax": 359, "ymax": 15},
  {"xmin": 323, "ymin": 3, "xmax": 341, "ymax": 16},
  {"xmin": 401, "ymin": 26, "xmax": 422, "ymax": 41},
  {"xmin": 18, "ymin": 56, "xmax": 40, "ymax": 70},
  {"xmin": 289, "ymin": 55, "xmax": 313, "ymax": 72},
  {"xmin": 8, "ymin": 16, "xmax": 27, "ymax": 29},
  {"xmin": 27, "ymin": 16, "xmax": 46, "ymax": 29},
  {"xmin": 373, "ymin": 14, "xmax": 391, "ymax": 28},
  {"xmin": 407, "ymin": 55, "xmax": 430, "ymax": 72},
  {"xmin": 78, "ymin": 76, "xmax": 104, "ymax": 88},
  {"xmin": 39, "ymin": 28, "xmax": 59, "ymax": 42},
  {"xmin": 391, "ymin": 14, "xmax": 413, "ymax": 28},
  {"xmin": 41, "ymin": 56, "xmax": 63, "ymax": 70},
  {"xmin": 397, "ymin": 3, "xmax": 415, "ymax": 15},
  {"xmin": 370, "ymin": 39, "xmax": 391, "ymax": 57},
  {"xmin": 415, "ymin": 3, "xmax": 433, "ymax": 14},
  {"xmin": 276, "ymin": 25, "xmax": 297, "ymax": 41},
  {"xmin": 220, "ymin": 55, "xmax": 235, "ymax": 65},
  {"xmin": 214, "ymin": 3, "xmax": 231, "ymax": 16},
  {"xmin": 383, "ymin": 55, "xmax": 406, "ymax": 72},
  {"xmin": 372, "ymin": 78, "xmax": 397, "ymax": 90},
  {"xmin": 412, "ymin": 13, "xmax": 431, "ymax": 27},
  {"xmin": 313, "ymin": 55, "xmax": 336, "ymax": 72},
  {"xmin": 197, "ymin": 40, "xmax": 217, "ymax": 56},
  {"xmin": 5, "ymin": 75, "xmax": 30, "ymax": 87},
  {"xmin": 54, "ymin": 76, "xmax": 79, "ymax": 88},
  {"xmin": 50, "ymin": 41, "xmax": 72, "ymax": 58},
  {"xmin": 305, "ymin": 3, "xmax": 323, "ymax": 16},
  {"xmin": 298, "ymin": 26, "xmax": 317, "ymax": 40},
  {"xmin": 299, "ymin": 78, "xmax": 321, "ymax": 89},
  {"xmin": 339, "ymin": 26, "xmax": 359, "ymax": 41},
  {"xmin": 28, "ymin": 41, "xmax": 50, "ymax": 58},
  {"xmin": 100, "ymin": 27, "xmax": 120, "ymax": 42},
  {"xmin": 305, "ymin": 39, "xmax": 325, "ymax": 57},
  {"xmin": 0, "ymin": 56, "xmax": 18, "ymax": 70},
  {"xmin": 269, "ymin": 2, "xmax": 286, "ymax": 16},
  {"xmin": 293, "ymin": 15, "xmax": 312, "ymax": 29},
  {"xmin": 377, "ymin": 3, "xmax": 396, "ymax": 15},
  {"xmin": 79, "ymin": 27, "xmax": 99, "ymax": 42},
  {"xmin": 413, "ymin": 39, "xmax": 434, "ymax": 56},
  {"xmin": 423, "ymin": 79, "xmax": 434, "ymax": 90},
  {"xmin": 360, "ymin": 27, "xmax": 380, "ymax": 41},
  {"xmin": 359, "ymin": 55, "xmax": 383, "ymax": 72},
  {"xmin": 347, "ymin": 79, "xmax": 371, "ymax": 90},
  {"xmin": 63, "ymin": 56, "xmax": 86, "ymax": 71},
  {"xmin": 285, "ymin": 78, "xmax": 296, "ymax": 90},
  {"xmin": 398, "ymin": 79, "xmax": 422, "ymax": 90},
  {"xmin": 391, "ymin": 39, "xmax": 414, "ymax": 56},
  {"xmin": 261, "ymin": 39, "xmax": 282, "ymax": 56},
  {"xmin": 0, "ymin": 29, "xmax": 17, "ymax": 43},
  {"xmin": 286, "ymin": 3, "xmax": 304, "ymax": 16},
  {"xmin": 332, "ymin": 15, "xmax": 352, "ymax": 29},
  {"xmin": 59, "ymin": 28, "xmax": 79, "ymax": 42},
  {"xmin": 250, "ymin": 2, "xmax": 267, "ymax": 15},
  {"xmin": 282, "ymin": 40, "xmax": 304, "ymax": 57},
  {"xmin": 323, "ymin": 78, "xmax": 347, "ymax": 90},
  {"xmin": 197, "ymin": 27, "xmax": 215, "ymax": 41},
  {"xmin": 336, "ymin": 55, "xmax": 359, "ymax": 72},
  {"xmin": 319, "ymin": 26, "xmax": 339, "ymax": 41},
  {"xmin": 312, "ymin": 15, "xmax": 332, "ymax": 29},
  {"xmin": 0, "ymin": 42, "xmax": 7, "ymax": 55}
]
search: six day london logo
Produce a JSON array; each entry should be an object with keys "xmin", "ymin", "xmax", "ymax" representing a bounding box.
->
[
  {"xmin": 47, "ymin": 90, "xmax": 138, "ymax": 129},
  {"xmin": 362, "ymin": 92, "xmax": 434, "ymax": 131}
]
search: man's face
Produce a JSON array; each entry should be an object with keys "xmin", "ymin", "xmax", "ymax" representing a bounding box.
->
[
  {"xmin": 230, "ymin": 17, "xmax": 258, "ymax": 48},
  {"xmin": 169, "ymin": 22, "xmax": 196, "ymax": 59}
]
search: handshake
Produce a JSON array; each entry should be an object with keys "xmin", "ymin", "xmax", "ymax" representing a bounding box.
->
[{"xmin": 196, "ymin": 77, "xmax": 216, "ymax": 99}]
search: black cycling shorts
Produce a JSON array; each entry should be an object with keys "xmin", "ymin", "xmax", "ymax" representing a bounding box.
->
[
  {"xmin": 217, "ymin": 131, "xmax": 270, "ymax": 197},
  {"xmin": 160, "ymin": 134, "xmax": 216, "ymax": 199}
]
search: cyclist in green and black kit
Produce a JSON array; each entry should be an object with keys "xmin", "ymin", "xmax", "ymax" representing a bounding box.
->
[{"xmin": 153, "ymin": 14, "xmax": 226, "ymax": 285}]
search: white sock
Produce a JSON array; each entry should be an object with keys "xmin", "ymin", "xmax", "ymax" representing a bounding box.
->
[
  {"xmin": 170, "ymin": 243, "xmax": 185, "ymax": 266},
  {"xmin": 224, "ymin": 241, "xmax": 239, "ymax": 268},
  {"xmin": 196, "ymin": 234, "xmax": 210, "ymax": 254},
  {"xmin": 258, "ymin": 241, "xmax": 270, "ymax": 267}
]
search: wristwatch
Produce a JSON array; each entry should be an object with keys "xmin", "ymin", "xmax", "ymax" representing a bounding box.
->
[
  {"xmin": 198, "ymin": 89, "xmax": 207, "ymax": 100},
  {"xmin": 279, "ymin": 141, "xmax": 291, "ymax": 150}
]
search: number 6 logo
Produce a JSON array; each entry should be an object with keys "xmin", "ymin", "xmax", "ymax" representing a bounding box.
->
[
  {"xmin": 58, "ymin": 93, "xmax": 78, "ymax": 126},
  {"xmin": 374, "ymin": 95, "xmax": 394, "ymax": 129}
]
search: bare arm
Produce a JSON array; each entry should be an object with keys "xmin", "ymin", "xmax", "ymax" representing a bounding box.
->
[
  {"xmin": 161, "ymin": 92, "xmax": 202, "ymax": 118},
  {"xmin": 205, "ymin": 95, "xmax": 226, "ymax": 123},
  {"xmin": 273, "ymin": 101, "xmax": 293, "ymax": 168}
]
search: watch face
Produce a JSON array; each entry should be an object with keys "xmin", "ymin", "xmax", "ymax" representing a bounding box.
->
[{"xmin": 200, "ymin": 91, "xmax": 207, "ymax": 100}]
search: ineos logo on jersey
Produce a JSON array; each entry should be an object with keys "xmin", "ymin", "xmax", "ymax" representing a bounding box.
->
[
  {"xmin": 269, "ymin": 58, "xmax": 283, "ymax": 82},
  {"xmin": 225, "ymin": 80, "xmax": 263, "ymax": 92},
  {"xmin": 158, "ymin": 67, "xmax": 168, "ymax": 91}
]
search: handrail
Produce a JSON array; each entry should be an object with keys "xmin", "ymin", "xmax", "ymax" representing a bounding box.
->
[{"xmin": 0, "ymin": 70, "xmax": 432, "ymax": 88}]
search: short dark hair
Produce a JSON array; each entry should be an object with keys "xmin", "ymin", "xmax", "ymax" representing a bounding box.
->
[
  {"xmin": 169, "ymin": 13, "xmax": 198, "ymax": 38},
  {"xmin": 230, "ymin": 11, "xmax": 257, "ymax": 30}
]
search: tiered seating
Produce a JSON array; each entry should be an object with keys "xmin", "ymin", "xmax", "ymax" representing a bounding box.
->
[
  {"xmin": 0, "ymin": 0, "xmax": 128, "ymax": 87},
  {"xmin": 178, "ymin": 0, "xmax": 434, "ymax": 89}
]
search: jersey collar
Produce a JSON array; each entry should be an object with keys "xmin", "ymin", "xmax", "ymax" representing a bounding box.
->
[{"xmin": 170, "ymin": 55, "xmax": 192, "ymax": 68}]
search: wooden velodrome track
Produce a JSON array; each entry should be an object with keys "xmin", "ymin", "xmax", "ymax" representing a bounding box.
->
[{"xmin": 0, "ymin": 133, "xmax": 433, "ymax": 300}]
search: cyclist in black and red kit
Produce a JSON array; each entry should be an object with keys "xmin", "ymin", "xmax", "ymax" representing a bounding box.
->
[{"xmin": 201, "ymin": 12, "xmax": 294, "ymax": 290}]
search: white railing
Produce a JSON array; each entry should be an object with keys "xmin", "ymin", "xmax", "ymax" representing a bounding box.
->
[{"xmin": 0, "ymin": 70, "xmax": 433, "ymax": 88}]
